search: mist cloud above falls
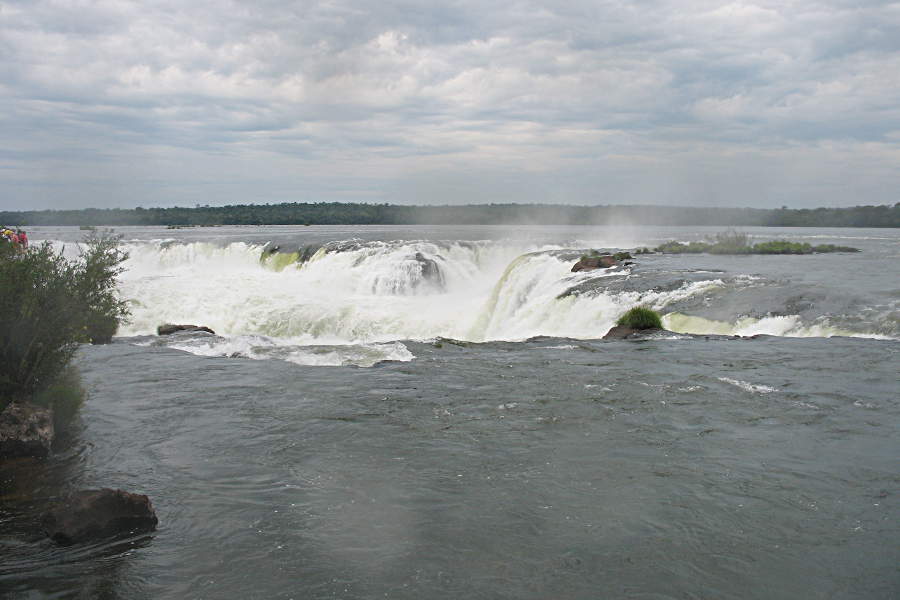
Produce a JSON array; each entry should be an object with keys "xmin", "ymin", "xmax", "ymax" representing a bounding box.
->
[{"xmin": 1, "ymin": 0, "xmax": 898, "ymax": 209}]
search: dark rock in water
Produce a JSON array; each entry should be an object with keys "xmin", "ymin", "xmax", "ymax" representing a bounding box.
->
[
  {"xmin": 297, "ymin": 244, "xmax": 320, "ymax": 264},
  {"xmin": 414, "ymin": 252, "xmax": 444, "ymax": 288},
  {"xmin": 157, "ymin": 324, "xmax": 215, "ymax": 336},
  {"xmin": 42, "ymin": 488, "xmax": 158, "ymax": 545},
  {"xmin": 0, "ymin": 402, "xmax": 54, "ymax": 459},
  {"xmin": 602, "ymin": 326, "xmax": 668, "ymax": 340},
  {"xmin": 571, "ymin": 255, "xmax": 620, "ymax": 272}
]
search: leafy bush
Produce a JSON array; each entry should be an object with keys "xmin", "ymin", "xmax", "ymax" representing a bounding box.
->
[
  {"xmin": 655, "ymin": 241, "xmax": 709, "ymax": 253},
  {"xmin": 76, "ymin": 233, "xmax": 130, "ymax": 344},
  {"xmin": 811, "ymin": 244, "xmax": 860, "ymax": 253},
  {"xmin": 655, "ymin": 232, "xmax": 860, "ymax": 255},
  {"xmin": 0, "ymin": 232, "xmax": 129, "ymax": 411},
  {"xmin": 616, "ymin": 307, "xmax": 663, "ymax": 330},
  {"xmin": 31, "ymin": 365, "xmax": 86, "ymax": 434},
  {"xmin": 753, "ymin": 241, "xmax": 813, "ymax": 254}
]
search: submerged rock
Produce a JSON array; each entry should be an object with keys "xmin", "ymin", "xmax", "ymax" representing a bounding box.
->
[
  {"xmin": 157, "ymin": 324, "xmax": 215, "ymax": 336},
  {"xmin": 0, "ymin": 402, "xmax": 54, "ymax": 459},
  {"xmin": 42, "ymin": 488, "xmax": 158, "ymax": 545},
  {"xmin": 571, "ymin": 255, "xmax": 620, "ymax": 272}
]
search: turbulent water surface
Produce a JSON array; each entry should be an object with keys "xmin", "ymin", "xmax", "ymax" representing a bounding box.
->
[{"xmin": 1, "ymin": 225, "xmax": 898, "ymax": 599}]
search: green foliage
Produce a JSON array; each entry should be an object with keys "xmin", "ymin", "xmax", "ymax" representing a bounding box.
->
[
  {"xmin": 616, "ymin": 307, "xmax": 663, "ymax": 330},
  {"xmin": 1, "ymin": 202, "xmax": 898, "ymax": 227},
  {"xmin": 76, "ymin": 232, "xmax": 131, "ymax": 344},
  {"xmin": 30, "ymin": 366, "xmax": 86, "ymax": 434},
  {"xmin": 655, "ymin": 241, "xmax": 708, "ymax": 253},
  {"xmin": 655, "ymin": 232, "xmax": 860, "ymax": 255},
  {"xmin": 612, "ymin": 251, "xmax": 633, "ymax": 261},
  {"xmin": 811, "ymin": 244, "xmax": 860, "ymax": 253},
  {"xmin": 0, "ymin": 232, "xmax": 129, "ymax": 409},
  {"xmin": 752, "ymin": 241, "xmax": 813, "ymax": 254}
]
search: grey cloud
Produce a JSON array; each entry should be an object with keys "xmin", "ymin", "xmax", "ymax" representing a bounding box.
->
[{"xmin": 1, "ymin": 0, "xmax": 899, "ymax": 209}]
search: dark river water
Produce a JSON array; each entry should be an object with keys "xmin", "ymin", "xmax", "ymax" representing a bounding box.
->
[{"xmin": 1, "ymin": 225, "xmax": 898, "ymax": 599}]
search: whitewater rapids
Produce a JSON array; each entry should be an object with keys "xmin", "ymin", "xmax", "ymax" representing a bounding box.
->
[{"xmin": 56, "ymin": 232, "xmax": 887, "ymax": 367}]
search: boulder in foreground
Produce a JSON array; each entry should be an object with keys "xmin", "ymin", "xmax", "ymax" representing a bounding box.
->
[
  {"xmin": 42, "ymin": 488, "xmax": 158, "ymax": 545},
  {"xmin": 0, "ymin": 402, "xmax": 54, "ymax": 459},
  {"xmin": 157, "ymin": 323, "xmax": 215, "ymax": 336}
]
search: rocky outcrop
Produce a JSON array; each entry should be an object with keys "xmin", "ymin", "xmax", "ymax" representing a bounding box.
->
[
  {"xmin": 572, "ymin": 251, "xmax": 635, "ymax": 273},
  {"xmin": 297, "ymin": 244, "xmax": 320, "ymax": 264},
  {"xmin": 414, "ymin": 252, "xmax": 444, "ymax": 288},
  {"xmin": 572, "ymin": 252, "xmax": 635, "ymax": 273},
  {"xmin": 572, "ymin": 255, "xmax": 619, "ymax": 272},
  {"xmin": 42, "ymin": 488, "xmax": 158, "ymax": 545},
  {"xmin": 602, "ymin": 326, "xmax": 668, "ymax": 340},
  {"xmin": 0, "ymin": 402, "xmax": 54, "ymax": 459},
  {"xmin": 157, "ymin": 324, "xmax": 215, "ymax": 336}
]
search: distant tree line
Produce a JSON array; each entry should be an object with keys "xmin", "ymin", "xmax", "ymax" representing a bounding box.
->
[{"xmin": 2, "ymin": 202, "xmax": 898, "ymax": 227}]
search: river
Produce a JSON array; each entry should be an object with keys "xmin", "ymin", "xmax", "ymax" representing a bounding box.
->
[{"xmin": 1, "ymin": 225, "xmax": 898, "ymax": 599}]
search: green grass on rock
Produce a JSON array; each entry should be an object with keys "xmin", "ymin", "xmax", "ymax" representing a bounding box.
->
[{"xmin": 616, "ymin": 307, "xmax": 663, "ymax": 330}]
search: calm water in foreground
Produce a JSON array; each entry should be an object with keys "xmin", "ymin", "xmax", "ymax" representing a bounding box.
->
[{"xmin": 1, "ymin": 225, "xmax": 898, "ymax": 599}]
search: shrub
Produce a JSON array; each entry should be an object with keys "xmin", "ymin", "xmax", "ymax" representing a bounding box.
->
[
  {"xmin": 0, "ymin": 232, "xmax": 129, "ymax": 410},
  {"xmin": 753, "ymin": 241, "xmax": 813, "ymax": 254},
  {"xmin": 31, "ymin": 365, "xmax": 86, "ymax": 434},
  {"xmin": 811, "ymin": 244, "xmax": 860, "ymax": 253},
  {"xmin": 75, "ymin": 233, "xmax": 131, "ymax": 344},
  {"xmin": 655, "ymin": 241, "xmax": 709, "ymax": 253},
  {"xmin": 616, "ymin": 307, "xmax": 663, "ymax": 330},
  {"xmin": 654, "ymin": 232, "xmax": 860, "ymax": 255}
]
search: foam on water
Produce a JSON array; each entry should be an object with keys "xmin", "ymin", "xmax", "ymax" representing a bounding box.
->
[
  {"xmin": 167, "ymin": 336, "xmax": 415, "ymax": 367},
  {"xmin": 663, "ymin": 312, "xmax": 893, "ymax": 339},
  {"xmin": 718, "ymin": 377, "xmax": 778, "ymax": 394},
  {"xmin": 49, "ymin": 235, "xmax": 890, "ymax": 364}
]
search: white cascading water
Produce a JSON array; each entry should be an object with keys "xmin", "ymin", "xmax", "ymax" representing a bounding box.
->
[
  {"xmin": 119, "ymin": 240, "xmax": 583, "ymax": 340},
  {"xmin": 98, "ymin": 238, "xmax": 876, "ymax": 365}
]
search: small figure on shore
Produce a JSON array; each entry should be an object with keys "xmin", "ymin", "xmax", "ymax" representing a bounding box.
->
[
  {"xmin": 1, "ymin": 227, "xmax": 28, "ymax": 252},
  {"xmin": 1, "ymin": 227, "xmax": 17, "ymax": 247}
]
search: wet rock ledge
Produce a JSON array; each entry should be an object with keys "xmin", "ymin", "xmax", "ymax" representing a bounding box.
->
[
  {"xmin": 602, "ymin": 326, "xmax": 669, "ymax": 340},
  {"xmin": 0, "ymin": 402, "xmax": 54, "ymax": 459},
  {"xmin": 157, "ymin": 323, "xmax": 215, "ymax": 335},
  {"xmin": 571, "ymin": 251, "xmax": 633, "ymax": 273}
]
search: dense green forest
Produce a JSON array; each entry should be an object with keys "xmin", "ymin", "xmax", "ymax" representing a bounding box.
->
[{"xmin": 2, "ymin": 202, "xmax": 898, "ymax": 227}]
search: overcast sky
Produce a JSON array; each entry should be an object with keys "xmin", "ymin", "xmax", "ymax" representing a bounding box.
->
[{"xmin": 1, "ymin": 0, "xmax": 898, "ymax": 210}]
